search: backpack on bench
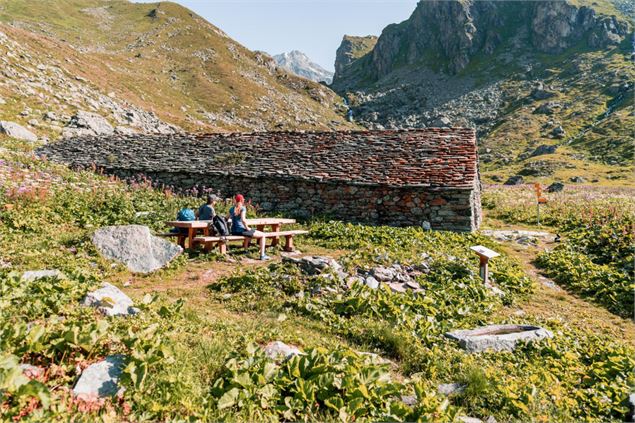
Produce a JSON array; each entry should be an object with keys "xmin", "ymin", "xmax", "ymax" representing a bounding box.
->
[{"xmin": 212, "ymin": 215, "xmax": 230, "ymax": 237}]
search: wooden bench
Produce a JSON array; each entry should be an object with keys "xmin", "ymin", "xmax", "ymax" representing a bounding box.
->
[{"xmin": 193, "ymin": 230, "xmax": 308, "ymax": 254}]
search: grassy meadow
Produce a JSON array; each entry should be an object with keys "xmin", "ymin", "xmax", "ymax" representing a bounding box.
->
[{"xmin": 1, "ymin": 139, "xmax": 634, "ymax": 421}]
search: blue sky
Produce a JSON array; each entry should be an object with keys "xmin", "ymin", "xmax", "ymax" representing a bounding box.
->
[{"xmin": 134, "ymin": 0, "xmax": 418, "ymax": 71}]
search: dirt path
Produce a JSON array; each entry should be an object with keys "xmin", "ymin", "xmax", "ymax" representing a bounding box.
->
[{"xmin": 490, "ymin": 230, "xmax": 635, "ymax": 346}]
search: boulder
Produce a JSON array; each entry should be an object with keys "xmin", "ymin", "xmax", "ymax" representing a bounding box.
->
[
  {"xmin": 533, "ymin": 102, "xmax": 561, "ymax": 115},
  {"xmin": 21, "ymin": 269, "xmax": 66, "ymax": 281},
  {"xmin": 551, "ymin": 125, "xmax": 565, "ymax": 138},
  {"xmin": 531, "ymin": 88, "xmax": 556, "ymax": 100},
  {"xmin": 283, "ymin": 256, "xmax": 346, "ymax": 279},
  {"xmin": 371, "ymin": 266, "xmax": 398, "ymax": 282},
  {"xmin": 92, "ymin": 225, "xmax": 182, "ymax": 274},
  {"xmin": 263, "ymin": 341, "xmax": 303, "ymax": 360},
  {"xmin": 531, "ymin": 144, "xmax": 557, "ymax": 157},
  {"xmin": 504, "ymin": 175, "xmax": 524, "ymax": 186},
  {"xmin": 73, "ymin": 355, "xmax": 126, "ymax": 400},
  {"xmin": 65, "ymin": 111, "xmax": 114, "ymax": 137},
  {"xmin": 81, "ymin": 282, "xmax": 138, "ymax": 316},
  {"xmin": 445, "ymin": 324, "xmax": 553, "ymax": 353},
  {"xmin": 364, "ymin": 275, "xmax": 380, "ymax": 289},
  {"xmin": 438, "ymin": 382, "xmax": 466, "ymax": 395},
  {"xmin": 430, "ymin": 116, "xmax": 452, "ymax": 127},
  {"xmin": 546, "ymin": 182, "xmax": 564, "ymax": 192},
  {"xmin": 0, "ymin": 121, "xmax": 38, "ymax": 142},
  {"xmin": 569, "ymin": 176, "xmax": 585, "ymax": 183}
]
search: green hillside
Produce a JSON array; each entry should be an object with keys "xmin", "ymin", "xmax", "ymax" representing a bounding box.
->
[{"xmin": 0, "ymin": 0, "xmax": 355, "ymax": 135}]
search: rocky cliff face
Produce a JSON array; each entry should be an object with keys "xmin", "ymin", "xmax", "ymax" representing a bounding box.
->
[
  {"xmin": 273, "ymin": 50, "xmax": 333, "ymax": 83},
  {"xmin": 333, "ymin": 35, "xmax": 377, "ymax": 84},
  {"xmin": 337, "ymin": 0, "xmax": 630, "ymax": 81},
  {"xmin": 331, "ymin": 0, "xmax": 634, "ymax": 184}
]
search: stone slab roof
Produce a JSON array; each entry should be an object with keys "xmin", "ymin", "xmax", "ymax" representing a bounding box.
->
[{"xmin": 39, "ymin": 128, "xmax": 479, "ymax": 188}]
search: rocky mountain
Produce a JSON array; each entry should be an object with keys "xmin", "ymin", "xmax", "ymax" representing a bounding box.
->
[
  {"xmin": 273, "ymin": 50, "xmax": 333, "ymax": 83},
  {"xmin": 332, "ymin": 0, "xmax": 634, "ymax": 184},
  {"xmin": 0, "ymin": 0, "xmax": 355, "ymax": 142}
]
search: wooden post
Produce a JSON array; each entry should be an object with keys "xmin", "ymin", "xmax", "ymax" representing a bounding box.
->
[
  {"xmin": 271, "ymin": 223, "xmax": 281, "ymax": 247},
  {"xmin": 470, "ymin": 246, "xmax": 500, "ymax": 285},
  {"xmin": 284, "ymin": 235, "xmax": 294, "ymax": 252}
]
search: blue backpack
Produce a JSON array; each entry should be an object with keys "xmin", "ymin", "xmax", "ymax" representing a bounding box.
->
[{"xmin": 177, "ymin": 208, "xmax": 195, "ymax": 221}]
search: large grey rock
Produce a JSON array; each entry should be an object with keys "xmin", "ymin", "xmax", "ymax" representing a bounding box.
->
[
  {"xmin": 531, "ymin": 144, "xmax": 557, "ymax": 157},
  {"xmin": 92, "ymin": 225, "xmax": 182, "ymax": 274},
  {"xmin": 81, "ymin": 282, "xmax": 138, "ymax": 316},
  {"xmin": 445, "ymin": 324, "xmax": 553, "ymax": 353},
  {"xmin": 73, "ymin": 355, "xmax": 126, "ymax": 399},
  {"xmin": 21, "ymin": 269, "xmax": 66, "ymax": 281},
  {"xmin": 0, "ymin": 121, "xmax": 38, "ymax": 142},
  {"xmin": 546, "ymin": 182, "xmax": 564, "ymax": 192},
  {"xmin": 504, "ymin": 175, "xmax": 524, "ymax": 186},
  {"xmin": 263, "ymin": 341, "xmax": 303, "ymax": 360},
  {"xmin": 65, "ymin": 111, "xmax": 114, "ymax": 137},
  {"xmin": 371, "ymin": 266, "xmax": 398, "ymax": 282}
]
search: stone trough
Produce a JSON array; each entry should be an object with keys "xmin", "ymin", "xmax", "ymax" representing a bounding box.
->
[{"xmin": 445, "ymin": 324, "xmax": 553, "ymax": 353}]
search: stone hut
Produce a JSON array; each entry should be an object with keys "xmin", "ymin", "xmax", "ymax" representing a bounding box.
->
[{"xmin": 39, "ymin": 128, "xmax": 482, "ymax": 231}]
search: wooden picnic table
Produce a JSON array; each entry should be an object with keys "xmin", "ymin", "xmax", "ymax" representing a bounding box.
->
[{"xmin": 165, "ymin": 218, "xmax": 296, "ymax": 249}]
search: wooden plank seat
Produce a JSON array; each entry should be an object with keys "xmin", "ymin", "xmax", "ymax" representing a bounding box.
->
[{"xmin": 193, "ymin": 230, "xmax": 308, "ymax": 254}]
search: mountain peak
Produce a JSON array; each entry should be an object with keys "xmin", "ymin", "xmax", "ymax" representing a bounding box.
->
[{"xmin": 273, "ymin": 50, "xmax": 334, "ymax": 84}]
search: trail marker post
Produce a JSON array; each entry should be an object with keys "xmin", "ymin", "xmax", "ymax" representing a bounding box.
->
[
  {"xmin": 470, "ymin": 245, "xmax": 500, "ymax": 285},
  {"xmin": 534, "ymin": 183, "xmax": 547, "ymax": 225}
]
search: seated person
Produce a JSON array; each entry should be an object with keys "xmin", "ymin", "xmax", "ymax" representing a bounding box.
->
[
  {"xmin": 227, "ymin": 194, "xmax": 269, "ymax": 260},
  {"xmin": 197, "ymin": 194, "xmax": 219, "ymax": 221},
  {"xmin": 171, "ymin": 207, "xmax": 195, "ymax": 235}
]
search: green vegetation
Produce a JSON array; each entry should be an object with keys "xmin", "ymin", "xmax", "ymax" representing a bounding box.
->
[
  {"xmin": 0, "ymin": 0, "xmax": 355, "ymax": 136},
  {"xmin": 1, "ymin": 141, "xmax": 634, "ymax": 421},
  {"xmin": 483, "ymin": 185, "xmax": 635, "ymax": 317}
]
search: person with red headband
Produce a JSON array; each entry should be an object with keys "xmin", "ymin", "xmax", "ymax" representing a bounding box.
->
[{"xmin": 227, "ymin": 194, "xmax": 269, "ymax": 260}]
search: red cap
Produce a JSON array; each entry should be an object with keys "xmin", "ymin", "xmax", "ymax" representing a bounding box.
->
[{"xmin": 235, "ymin": 194, "xmax": 244, "ymax": 203}]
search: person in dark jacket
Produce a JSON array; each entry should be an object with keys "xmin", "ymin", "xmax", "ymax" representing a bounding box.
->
[{"xmin": 197, "ymin": 194, "xmax": 219, "ymax": 221}]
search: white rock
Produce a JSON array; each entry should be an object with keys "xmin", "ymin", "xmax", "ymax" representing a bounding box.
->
[
  {"xmin": 82, "ymin": 282, "xmax": 138, "ymax": 316},
  {"xmin": 0, "ymin": 121, "xmax": 38, "ymax": 142},
  {"xmin": 365, "ymin": 275, "xmax": 380, "ymax": 289},
  {"xmin": 263, "ymin": 341, "xmax": 302, "ymax": 360},
  {"xmin": 66, "ymin": 111, "xmax": 114, "ymax": 136},
  {"xmin": 21, "ymin": 269, "xmax": 66, "ymax": 281},
  {"xmin": 92, "ymin": 225, "xmax": 182, "ymax": 274},
  {"xmin": 438, "ymin": 382, "xmax": 466, "ymax": 395},
  {"xmin": 445, "ymin": 324, "xmax": 553, "ymax": 353},
  {"xmin": 73, "ymin": 355, "xmax": 126, "ymax": 399}
]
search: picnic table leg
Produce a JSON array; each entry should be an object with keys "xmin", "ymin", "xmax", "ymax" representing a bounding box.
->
[
  {"xmin": 187, "ymin": 227, "xmax": 195, "ymax": 249},
  {"xmin": 218, "ymin": 241, "xmax": 227, "ymax": 255},
  {"xmin": 256, "ymin": 224, "xmax": 265, "ymax": 232},
  {"xmin": 271, "ymin": 223, "xmax": 281, "ymax": 247},
  {"xmin": 178, "ymin": 234, "xmax": 186, "ymax": 248},
  {"xmin": 284, "ymin": 235, "xmax": 294, "ymax": 252}
]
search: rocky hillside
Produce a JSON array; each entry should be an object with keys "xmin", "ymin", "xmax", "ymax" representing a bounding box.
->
[
  {"xmin": 273, "ymin": 50, "xmax": 333, "ymax": 83},
  {"xmin": 331, "ymin": 0, "xmax": 634, "ymax": 184},
  {"xmin": 0, "ymin": 0, "xmax": 354, "ymax": 142}
]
